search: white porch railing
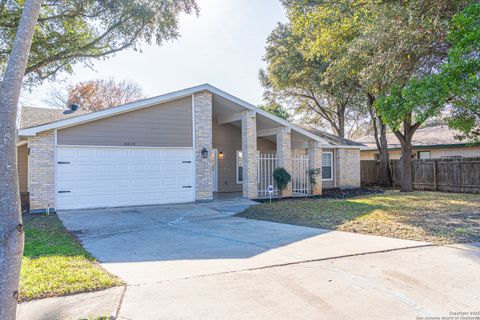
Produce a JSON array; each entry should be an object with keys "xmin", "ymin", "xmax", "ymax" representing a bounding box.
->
[
  {"xmin": 257, "ymin": 153, "xmax": 310, "ymax": 198},
  {"xmin": 257, "ymin": 153, "xmax": 278, "ymax": 198},
  {"xmin": 292, "ymin": 154, "xmax": 310, "ymax": 196}
]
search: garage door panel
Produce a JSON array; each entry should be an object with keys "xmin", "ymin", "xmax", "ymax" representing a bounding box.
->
[
  {"xmin": 57, "ymin": 147, "xmax": 76, "ymax": 159},
  {"xmin": 77, "ymin": 148, "xmax": 95, "ymax": 159},
  {"xmin": 113, "ymin": 164, "xmax": 129, "ymax": 174},
  {"xmin": 112, "ymin": 149, "xmax": 129, "ymax": 159},
  {"xmin": 56, "ymin": 146, "xmax": 195, "ymax": 210}
]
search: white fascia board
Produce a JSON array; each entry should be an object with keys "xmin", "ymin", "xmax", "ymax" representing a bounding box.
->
[
  {"xmin": 320, "ymin": 144, "xmax": 363, "ymax": 149},
  {"xmin": 18, "ymin": 82, "xmax": 330, "ymax": 145}
]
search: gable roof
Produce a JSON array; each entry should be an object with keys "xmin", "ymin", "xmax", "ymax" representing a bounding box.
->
[
  {"xmin": 304, "ymin": 127, "xmax": 365, "ymax": 147},
  {"xmin": 20, "ymin": 106, "xmax": 89, "ymax": 129},
  {"xmin": 17, "ymin": 84, "xmax": 358, "ymax": 148},
  {"xmin": 356, "ymin": 125, "xmax": 471, "ymax": 150}
]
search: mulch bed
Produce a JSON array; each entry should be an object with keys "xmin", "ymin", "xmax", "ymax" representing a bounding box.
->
[{"xmin": 256, "ymin": 188, "xmax": 383, "ymax": 203}]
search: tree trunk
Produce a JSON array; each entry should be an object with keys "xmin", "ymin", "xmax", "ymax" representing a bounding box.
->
[
  {"xmin": 399, "ymin": 138, "xmax": 414, "ymax": 192},
  {"xmin": 367, "ymin": 93, "xmax": 392, "ymax": 187},
  {"xmin": 393, "ymin": 117, "xmax": 420, "ymax": 193},
  {"xmin": 377, "ymin": 118, "xmax": 392, "ymax": 187},
  {"xmin": 336, "ymin": 107, "xmax": 345, "ymax": 138},
  {"xmin": 0, "ymin": 0, "xmax": 42, "ymax": 319}
]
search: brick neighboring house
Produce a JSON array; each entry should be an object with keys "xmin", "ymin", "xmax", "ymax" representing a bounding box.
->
[
  {"xmin": 357, "ymin": 125, "xmax": 480, "ymax": 161},
  {"xmin": 17, "ymin": 84, "xmax": 361, "ymax": 213}
]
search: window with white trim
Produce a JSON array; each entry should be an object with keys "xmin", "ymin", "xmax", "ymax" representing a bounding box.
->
[
  {"xmin": 322, "ymin": 152, "xmax": 333, "ymax": 181},
  {"xmin": 236, "ymin": 150, "xmax": 243, "ymax": 183}
]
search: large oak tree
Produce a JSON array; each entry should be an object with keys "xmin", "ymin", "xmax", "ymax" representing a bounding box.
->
[
  {"xmin": 284, "ymin": 0, "xmax": 468, "ymax": 190},
  {"xmin": 0, "ymin": 1, "xmax": 197, "ymax": 318},
  {"xmin": 260, "ymin": 23, "xmax": 367, "ymax": 139}
]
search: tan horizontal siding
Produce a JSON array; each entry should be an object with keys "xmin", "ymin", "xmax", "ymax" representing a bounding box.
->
[
  {"xmin": 213, "ymin": 119, "xmax": 242, "ymax": 193},
  {"xmin": 57, "ymin": 97, "xmax": 192, "ymax": 147},
  {"xmin": 17, "ymin": 144, "xmax": 28, "ymax": 193},
  {"xmin": 212, "ymin": 119, "xmax": 277, "ymax": 193}
]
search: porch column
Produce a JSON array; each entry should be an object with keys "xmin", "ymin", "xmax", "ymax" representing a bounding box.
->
[
  {"xmin": 308, "ymin": 140, "xmax": 323, "ymax": 195},
  {"xmin": 241, "ymin": 109, "xmax": 258, "ymax": 199},
  {"xmin": 276, "ymin": 126, "xmax": 292, "ymax": 197},
  {"xmin": 194, "ymin": 91, "xmax": 213, "ymax": 201}
]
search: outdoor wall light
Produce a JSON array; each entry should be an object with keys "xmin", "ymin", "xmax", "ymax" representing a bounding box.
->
[
  {"xmin": 219, "ymin": 151, "xmax": 224, "ymax": 159},
  {"xmin": 201, "ymin": 147, "xmax": 208, "ymax": 159}
]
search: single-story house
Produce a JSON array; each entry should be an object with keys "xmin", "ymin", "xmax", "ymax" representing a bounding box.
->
[
  {"xmin": 357, "ymin": 125, "xmax": 480, "ymax": 161},
  {"xmin": 17, "ymin": 84, "xmax": 361, "ymax": 212}
]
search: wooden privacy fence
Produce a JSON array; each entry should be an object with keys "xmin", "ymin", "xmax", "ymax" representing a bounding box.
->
[{"xmin": 361, "ymin": 158, "xmax": 480, "ymax": 194}]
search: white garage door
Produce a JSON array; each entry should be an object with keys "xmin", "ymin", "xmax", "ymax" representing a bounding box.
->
[{"xmin": 56, "ymin": 146, "xmax": 195, "ymax": 210}]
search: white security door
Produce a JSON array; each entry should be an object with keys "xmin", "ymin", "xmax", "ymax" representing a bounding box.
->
[{"xmin": 56, "ymin": 146, "xmax": 195, "ymax": 210}]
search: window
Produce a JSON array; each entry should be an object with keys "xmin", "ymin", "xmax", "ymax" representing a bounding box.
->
[
  {"xmin": 418, "ymin": 151, "xmax": 431, "ymax": 160},
  {"xmin": 236, "ymin": 150, "xmax": 243, "ymax": 183},
  {"xmin": 322, "ymin": 152, "xmax": 333, "ymax": 181}
]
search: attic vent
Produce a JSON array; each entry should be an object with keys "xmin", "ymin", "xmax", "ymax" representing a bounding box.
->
[{"xmin": 69, "ymin": 104, "xmax": 79, "ymax": 111}]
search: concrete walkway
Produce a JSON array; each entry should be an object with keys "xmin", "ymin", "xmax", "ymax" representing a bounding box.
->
[
  {"xmin": 20, "ymin": 199, "xmax": 480, "ymax": 319},
  {"xmin": 17, "ymin": 286, "xmax": 124, "ymax": 320}
]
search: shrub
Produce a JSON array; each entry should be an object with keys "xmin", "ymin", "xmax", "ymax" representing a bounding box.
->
[
  {"xmin": 308, "ymin": 168, "xmax": 321, "ymax": 193},
  {"xmin": 273, "ymin": 167, "xmax": 291, "ymax": 197}
]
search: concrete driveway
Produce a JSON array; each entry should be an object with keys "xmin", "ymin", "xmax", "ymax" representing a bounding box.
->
[{"xmin": 57, "ymin": 199, "xmax": 480, "ymax": 320}]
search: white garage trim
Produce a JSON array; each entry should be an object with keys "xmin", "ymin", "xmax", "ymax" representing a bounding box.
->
[{"xmin": 55, "ymin": 145, "xmax": 195, "ymax": 210}]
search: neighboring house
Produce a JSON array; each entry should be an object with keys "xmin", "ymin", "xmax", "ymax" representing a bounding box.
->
[
  {"xmin": 357, "ymin": 125, "xmax": 480, "ymax": 161},
  {"xmin": 17, "ymin": 84, "xmax": 361, "ymax": 213}
]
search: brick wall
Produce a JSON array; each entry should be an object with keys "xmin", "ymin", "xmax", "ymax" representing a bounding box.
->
[
  {"xmin": 194, "ymin": 91, "xmax": 213, "ymax": 201},
  {"xmin": 276, "ymin": 127, "xmax": 292, "ymax": 197},
  {"xmin": 241, "ymin": 109, "xmax": 258, "ymax": 199},
  {"xmin": 336, "ymin": 148, "xmax": 361, "ymax": 188},
  {"xmin": 28, "ymin": 130, "xmax": 55, "ymax": 211},
  {"xmin": 308, "ymin": 141, "xmax": 322, "ymax": 195}
]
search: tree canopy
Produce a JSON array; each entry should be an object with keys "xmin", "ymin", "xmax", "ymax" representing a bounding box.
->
[
  {"xmin": 375, "ymin": 1, "xmax": 479, "ymax": 141},
  {"xmin": 0, "ymin": 0, "xmax": 198, "ymax": 85},
  {"xmin": 259, "ymin": 101, "xmax": 290, "ymax": 121},
  {"xmin": 48, "ymin": 78, "xmax": 145, "ymax": 111},
  {"xmin": 260, "ymin": 22, "xmax": 366, "ymax": 138},
  {"xmin": 274, "ymin": 0, "xmax": 473, "ymax": 191}
]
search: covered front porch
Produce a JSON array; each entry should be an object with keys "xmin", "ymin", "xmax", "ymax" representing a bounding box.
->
[{"xmin": 210, "ymin": 92, "xmax": 326, "ymax": 199}]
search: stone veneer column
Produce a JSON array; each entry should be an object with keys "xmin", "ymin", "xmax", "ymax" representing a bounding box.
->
[
  {"xmin": 308, "ymin": 140, "xmax": 323, "ymax": 195},
  {"xmin": 336, "ymin": 148, "xmax": 361, "ymax": 188},
  {"xmin": 194, "ymin": 91, "xmax": 213, "ymax": 201},
  {"xmin": 28, "ymin": 130, "xmax": 55, "ymax": 212},
  {"xmin": 241, "ymin": 109, "xmax": 258, "ymax": 199},
  {"xmin": 276, "ymin": 126, "xmax": 292, "ymax": 197}
]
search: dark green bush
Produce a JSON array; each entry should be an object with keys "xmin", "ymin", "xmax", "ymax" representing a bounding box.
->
[{"xmin": 273, "ymin": 167, "xmax": 291, "ymax": 197}]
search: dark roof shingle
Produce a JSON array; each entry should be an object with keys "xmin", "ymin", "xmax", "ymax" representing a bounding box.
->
[
  {"xmin": 355, "ymin": 125, "xmax": 467, "ymax": 149},
  {"xmin": 19, "ymin": 106, "xmax": 89, "ymax": 129},
  {"xmin": 304, "ymin": 127, "xmax": 365, "ymax": 146}
]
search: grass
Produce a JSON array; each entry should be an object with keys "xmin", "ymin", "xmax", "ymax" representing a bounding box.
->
[
  {"xmin": 20, "ymin": 213, "xmax": 122, "ymax": 302},
  {"xmin": 238, "ymin": 191, "xmax": 480, "ymax": 244}
]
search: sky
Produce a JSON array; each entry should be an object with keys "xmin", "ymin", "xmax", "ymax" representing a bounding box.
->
[{"xmin": 20, "ymin": 0, "xmax": 287, "ymax": 108}]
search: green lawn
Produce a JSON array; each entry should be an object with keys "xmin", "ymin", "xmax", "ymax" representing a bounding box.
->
[
  {"xmin": 238, "ymin": 191, "xmax": 480, "ymax": 244},
  {"xmin": 20, "ymin": 213, "xmax": 122, "ymax": 301}
]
